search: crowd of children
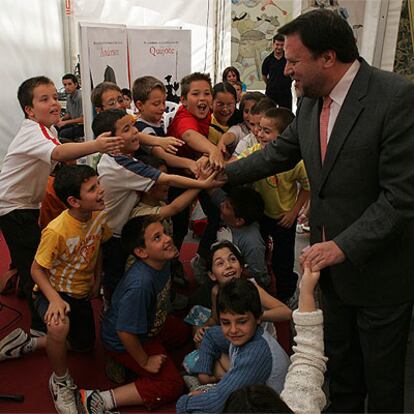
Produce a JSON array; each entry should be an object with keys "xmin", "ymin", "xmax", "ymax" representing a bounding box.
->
[{"xmin": 0, "ymin": 66, "xmax": 321, "ymax": 414}]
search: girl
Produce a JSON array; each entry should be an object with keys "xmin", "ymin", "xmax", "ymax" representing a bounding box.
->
[
  {"xmin": 222, "ymin": 66, "xmax": 241, "ymax": 85},
  {"xmin": 208, "ymin": 82, "xmax": 238, "ymax": 145},
  {"xmin": 209, "ymin": 91, "xmax": 264, "ymax": 167},
  {"xmin": 189, "ymin": 240, "xmax": 292, "ymax": 343}
]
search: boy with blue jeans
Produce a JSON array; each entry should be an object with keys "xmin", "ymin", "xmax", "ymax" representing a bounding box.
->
[
  {"xmin": 81, "ymin": 215, "xmax": 191, "ymax": 412},
  {"xmin": 176, "ymin": 278, "xmax": 290, "ymax": 413},
  {"xmin": 0, "ymin": 76, "xmax": 122, "ymax": 331},
  {"xmin": 0, "ymin": 165, "xmax": 112, "ymax": 414}
]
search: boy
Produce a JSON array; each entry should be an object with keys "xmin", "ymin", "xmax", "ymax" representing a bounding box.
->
[
  {"xmin": 132, "ymin": 75, "xmax": 197, "ymax": 175},
  {"xmin": 0, "ymin": 76, "xmax": 121, "ymax": 329},
  {"xmin": 56, "ymin": 73, "xmax": 84, "ymax": 141},
  {"xmin": 223, "ymin": 264, "xmax": 327, "ymax": 414},
  {"xmin": 92, "ymin": 81, "xmax": 183, "ymax": 156},
  {"xmin": 93, "ymin": 109, "xmax": 218, "ymax": 300},
  {"xmin": 176, "ymin": 278, "xmax": 290, "ymax": 413},
  {"xmin": 81, "ymin": 215, "xmax": 192, "ymax": 412},
  {"xmin": 239, "ymin": 107, "xmax": 310, "ymax": 302},
  {"xmin": 0, "ymin": 165, "xmax": 111, "ymax": 414},
  {"xmin": 167, "ymin": 72, "xmax": 223, "ymax": 270}
]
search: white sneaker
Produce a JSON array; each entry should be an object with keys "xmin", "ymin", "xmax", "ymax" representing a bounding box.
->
[
  {"xmin": 0, "ymin": 328, "xmax": 31, "ymax": 361},
  {"xmin": 79, "ymin": 389, "xmax": 106, "ymax": 414},
  {"xmin": 49, "ymin": 373, "xmax": 78, "ymax": 414}
]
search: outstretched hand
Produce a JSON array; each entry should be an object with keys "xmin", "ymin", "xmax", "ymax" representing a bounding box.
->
[{"xmin": 95, "ymin": 131, "xmax": 124, "ymax": 155}]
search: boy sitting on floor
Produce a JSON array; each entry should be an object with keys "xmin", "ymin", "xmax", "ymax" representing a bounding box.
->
[
  {"xmin": 0, "ymin": 164, "xmax": 111, "ymax": 414},
  {"xmin": 176, "ymin": 278, "xmax": 290, "ymax": 413},
  {"xmin": 80, "ymin": 215, "xmax": 192, "ymax": 412}
]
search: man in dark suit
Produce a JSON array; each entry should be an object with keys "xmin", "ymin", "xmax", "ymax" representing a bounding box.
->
[{"xmin": 224, "ymin": 9, "xmax": 414, "ymax": 413}]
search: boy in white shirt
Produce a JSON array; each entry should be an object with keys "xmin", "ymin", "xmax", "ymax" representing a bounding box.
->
[{"xmin": 0, "ymin": 76, "xmax": 122, "ymax": 331}]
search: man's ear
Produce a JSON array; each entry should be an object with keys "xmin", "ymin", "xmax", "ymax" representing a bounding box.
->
[
  {"xmin": 322, "ymin": 50, "xmax": 336, "ymax": 68},
  {"xmin": 95, "ymin": 106, "xmax": 102, "ymax": 114},
  {"xmin": 133, "ymin": 246, "xmax": 148, "ymax": 260},
  {"xmin": 66, "ymin": 195, "xmax": 80, "ymax": 209}
]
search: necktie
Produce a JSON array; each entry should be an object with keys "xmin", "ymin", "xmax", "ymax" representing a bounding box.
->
[{"xmin": 320, "ymin": 96, "xmax": 333, "ymax": 163}]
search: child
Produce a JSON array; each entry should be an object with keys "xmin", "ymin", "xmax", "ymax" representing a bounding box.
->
[
  {"xmin": 208, "ymin": 186, "xmax": 269, "ymax": 287},
  {"xmin": 81, "ymin": 215, "xmax": 192, "ymax": 412},
  {"xmin": 208, "ymin": 82, "xmax": 237, "ymax": 145},
  {"xmin": 233, "ymin": 80, "xmax": 243, "ymax": 104},
  {"xmin": 224, "ymin": 263, "xmax": 327, "ymax": 414},
  {"xmin": 93, "ymin": 109, "xmax": 218, "ymax": 300},
  {"xmin": 121, "ymin": 87, "xmax": 137, "ymax": 116},
  {"xmin": 132, "ymin": 76, "xmax": 198, "ymax": 176},
  {"xmin": 0, "ymin": 76, "xmax": 121, "ymax": 329},
  {"xmin": 57, "ymin": 73, "xmax": 84, "ymax": 141},
  {"xmin": 209, "ymin": 91, "xmax": 264, "ymax": 167},
  {"xmin": 176, "ymin": 278, "xmax": 290, "ymax": 413},
  {"xmin": 233, "ymin": 96, "xmax": 275, "ymax": 157},
  {"xmin": 167, "ymin": 72, "xmax": 222, "ymax": 255},
  {"xmin": 222, "ymin": 66, "xmax": 241, "ymax": 85},
  {"xmin": 191, "ymin": 240, "xmax": 291, "ymax": 344},
  {"xmin": 239, "ymin": 107, "xmax": 310, "ymax": 302},
  {"xmin": 0, "ymin": 164, "xmax": 112, "ymax": 414}
]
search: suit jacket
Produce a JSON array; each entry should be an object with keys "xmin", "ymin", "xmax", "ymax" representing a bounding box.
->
[{"xmin": 225, "ymin": 59, "xmax": 414, "ymax": 306}]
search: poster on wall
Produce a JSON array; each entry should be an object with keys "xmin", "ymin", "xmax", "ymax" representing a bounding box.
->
[
  {"xmin": 128, "ymin": 29, "xmax": 191, "ymax": 103},
  {"xmin": 79, "ymin": 23, "xmax": 129, "ymax": 150},
  {"xmin": 87, "ymin": 26, "xmax": 129, "ymax": 89},
  {"xmin": 303, "ymin": 1, "xmax": 365, "ymax": 48},
  {"xmin": 231, "ymin": 0, "xmax": 293, "ymax": 90}
]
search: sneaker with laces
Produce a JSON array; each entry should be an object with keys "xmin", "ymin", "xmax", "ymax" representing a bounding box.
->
[
  {"xmin": 79, "ymin": 389, "xmax": 106, "ymax": 414},
  {"xmin": 0, "ymin": 328, "xmax": 31, "ymax": 361},
  {"xmin": 49, "ymin": 373, "xmax": 78, "ymax": 414}
]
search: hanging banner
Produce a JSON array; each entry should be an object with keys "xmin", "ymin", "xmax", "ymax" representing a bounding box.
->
[
  {"xmin": 79, "ymin": 23, "xmax": 129, "ymax": 146},
  {"xmin": 128, "ymin": 29, "xmax": 191, "ymax": 103},
  {"xmin": 87, "ymin": 26, "xmax": 129, "ymax": 89}
]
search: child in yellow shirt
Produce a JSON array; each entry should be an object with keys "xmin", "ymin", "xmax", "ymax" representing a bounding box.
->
[{"xmin": 239, "ymin": 108, "xmax": 310, "ymax": 301}]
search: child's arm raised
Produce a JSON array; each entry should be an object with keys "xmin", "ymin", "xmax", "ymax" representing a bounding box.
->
[
  {"xmin": 152, "ymin": 147, "xmax": 198, "ymax": 177},
  {"xmin": 209, "ymin": 131, "xmax": 237, "ymax": 169},
  {"xmin": 158, "ymin": 165, "xmax": 214, "ymax": 219},
  {"xmin": 31, "ymin": 260, "xmax": 70, "ymax": 326},
  {"xmin": 181, "ymin": 129, "xmax": 218, "ymax": 157},
  {"xmin": 298, "ymin": 262, "xmax": 320, "ymax": 312},
  {"xmin": 117, "ymin": 330, "xmax": 167, "ymax": 373},
  {"xmin": 254, "ymin": 282, "xmax": 292, "ymax": 322},
  {"xmin": 157, "ymin": 170, "xmax": 223, "ymax": 190},
  {"xmin": 52, "ymin": 132, "xmax": 123, "ymax": 161},
  {"xmin": 138, "ymin": 132, "xmax": 184, "ymax": 154}
]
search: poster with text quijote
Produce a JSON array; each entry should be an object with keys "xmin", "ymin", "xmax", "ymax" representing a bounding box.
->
[
  {"xmin": 128, "ymin": 29, "xmax": 191, "ymax": 103},
  {"xmin": 88, "ymin": 26, "xmax": 129, "ymax": 89}
]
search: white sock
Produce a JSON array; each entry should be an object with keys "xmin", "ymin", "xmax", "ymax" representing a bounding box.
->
[
  {"xmin": 99, "ymin": 390, "xmax": 116, "ymax": 410},
  {"xmin": 53, "ymin": 370, "xmax": 70, "ymax": 382}
]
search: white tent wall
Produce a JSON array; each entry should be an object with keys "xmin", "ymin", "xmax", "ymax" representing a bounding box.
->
[
  {"xmin": 70, "ymin": 0, "xmax": 219, "ymax": 81},
  {"xmin": 0, "ymin": 0, "xmax": 65, "ymax": 164}
]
